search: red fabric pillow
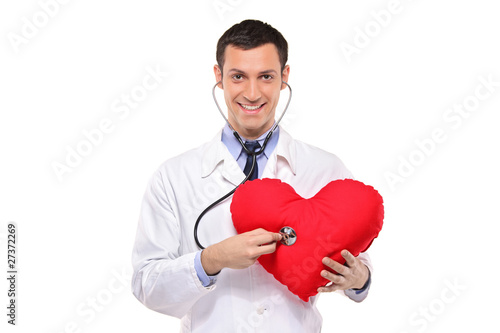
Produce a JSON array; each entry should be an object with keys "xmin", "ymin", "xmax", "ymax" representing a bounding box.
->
[{"xmin": 230, "ymin": 178, "xmax": 384, "ymax": 302}]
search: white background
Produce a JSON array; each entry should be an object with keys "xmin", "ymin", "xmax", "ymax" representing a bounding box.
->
[{"xmin": 1, "ymin": 0, "xmax": 499, "ymax": 332}]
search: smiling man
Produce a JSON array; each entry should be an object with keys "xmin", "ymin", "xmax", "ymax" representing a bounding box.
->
[
  {"xmin": 132, "ymin": 20, "xmax": 372, "ymax": 332},
  {"xmin": 216, "ymin": 42, "xmax": 289, "ymax": 139}
]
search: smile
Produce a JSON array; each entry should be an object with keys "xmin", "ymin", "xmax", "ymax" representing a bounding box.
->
[{"xmin": 238, "ymin": 103, "xmax": 265, "ymax": 111}]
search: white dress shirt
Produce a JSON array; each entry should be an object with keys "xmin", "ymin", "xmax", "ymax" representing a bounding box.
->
[{"xmin": 131, "ymin": 127, "xmax": 373, "ymax": 332}]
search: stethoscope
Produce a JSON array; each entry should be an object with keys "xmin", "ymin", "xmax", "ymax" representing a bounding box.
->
[{"xmin": 193, "ymin": 80, "xmax": 297, "ymax": 250}]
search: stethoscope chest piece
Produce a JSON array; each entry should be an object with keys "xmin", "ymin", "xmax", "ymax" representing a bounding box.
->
[{"xmin": 279, "ymin": 226, "xmax": 297, "ymax": 246}]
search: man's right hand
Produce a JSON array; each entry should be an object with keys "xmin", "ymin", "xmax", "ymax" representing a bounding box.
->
[{"xmin": 201, "ymin": 228, "xmax": 282, "ymax": 275}]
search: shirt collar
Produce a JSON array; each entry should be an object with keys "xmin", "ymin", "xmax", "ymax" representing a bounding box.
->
[
  {"xmin": 221, "ymin": 123, "xmax": 280, "ymax": 161},
  {"xmin": 201, "ymin": 125, "xmax": 295, "ymax": 178}
]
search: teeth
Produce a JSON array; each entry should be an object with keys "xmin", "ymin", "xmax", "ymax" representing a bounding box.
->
[{"xmin": 240, "ymin": 104, "xmax": 263, "ymax": 111}]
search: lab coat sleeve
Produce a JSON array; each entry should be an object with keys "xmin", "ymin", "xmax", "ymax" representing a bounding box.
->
[{"xmin": 131, "ymin": 169, "xmax": 213, "ymax": 318}]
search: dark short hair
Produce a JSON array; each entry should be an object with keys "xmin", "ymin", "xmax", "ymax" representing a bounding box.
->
[{"xmin": 216, "ymin": 19, "xmax": 288, "ymax": 75}]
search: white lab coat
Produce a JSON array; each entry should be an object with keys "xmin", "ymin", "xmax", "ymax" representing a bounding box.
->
[{"xmin": 131, "ymin": 127, "xmax": 373, "ymax": 332}]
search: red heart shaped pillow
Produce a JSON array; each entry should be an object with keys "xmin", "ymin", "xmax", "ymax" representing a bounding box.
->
[{"xmin": 230, "ymin": 178, "xmax": 384, "ymax": 302}]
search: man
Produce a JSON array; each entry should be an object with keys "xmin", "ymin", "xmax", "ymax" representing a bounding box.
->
[{"xmin": 132, "ymin": 19, "xmax": 372, "ymax": 332}]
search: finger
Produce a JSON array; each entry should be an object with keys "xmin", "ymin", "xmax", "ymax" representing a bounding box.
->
[
  {"xmin": 318, "ymin": 284, "xmax": 341, "ymax": 293},
  {"xmin": 341, "ymin": 250, "xmax": 357, "ymax": 267},
  {"xmin": 322, "ymin": 257, "xmax": 348, "ymax": 276},
  {"xmin": 270, "ymin": 232, "xmax": 282, "ymax": 242},
  {"xmin": 249, "ymin": 228, "xmax": 268, "ymax": 235},
  {"xmin": 250, "ymin": 229, "xmax": 282, "ymax": 241},
  {"xmin": 321, "ymin": 269, "xmax": 344, "ymax": 284},
  {"xmin": 253, "ymin": 232, "xmax": 282, "ymax": 246},
  {"xmin": 255, "ymin": 241, "xmax": 278, "ymax": 255}
]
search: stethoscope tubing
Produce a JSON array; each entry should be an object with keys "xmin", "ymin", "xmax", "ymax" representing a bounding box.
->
[{"xmin": 194, "ymin": 81, "xmax": 292, "ymax": 249}]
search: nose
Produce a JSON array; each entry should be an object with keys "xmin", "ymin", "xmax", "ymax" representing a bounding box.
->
[{"xmin": 243, "ymin": 79, "xmax": 261, "ymax": 102}]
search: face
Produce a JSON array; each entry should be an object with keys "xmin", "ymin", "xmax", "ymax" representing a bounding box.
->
[{"xmin": 214, "ymin": 43, "xmax": 290, "ymax": 140}]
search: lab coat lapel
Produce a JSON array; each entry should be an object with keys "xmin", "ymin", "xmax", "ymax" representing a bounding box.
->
[
  {"xmin": 221, "ymin": 154, "xmax": 245, "ymax": 186},
  {"xmin": 201, "ymin": 130, "xmax": 245, "ymax": 187},
  {"xmin": 262, "ymin": 127, "xmax": 296, "ymax": 179}
]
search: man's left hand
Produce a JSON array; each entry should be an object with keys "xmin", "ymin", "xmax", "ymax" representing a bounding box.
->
[{"xmin": 317, "ymin": 250, "xmax": 369, "ymax": 293}]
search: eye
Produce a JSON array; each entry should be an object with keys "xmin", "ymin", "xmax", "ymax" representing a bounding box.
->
[
  {"xmin": 262, "ymin": 74, "xmax": 273, "ymax": 80},
  {"xmin": 232, "ymin": 74, "xmax": 244, "ymax": 80}
]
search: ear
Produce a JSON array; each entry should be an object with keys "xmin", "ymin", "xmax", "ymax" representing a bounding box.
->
[
  {"xmin": 281, "ymin": 65, "xmax": 290, "ymax": 90},
  {"xmin": 214, "ymin": 65, "xmax": 223, "ymax": 89}
]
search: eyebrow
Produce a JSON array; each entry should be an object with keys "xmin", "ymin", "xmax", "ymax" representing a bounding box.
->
[{"xmin": 227, "ymin": 68, "xmax": 278, "ymax": 75}]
